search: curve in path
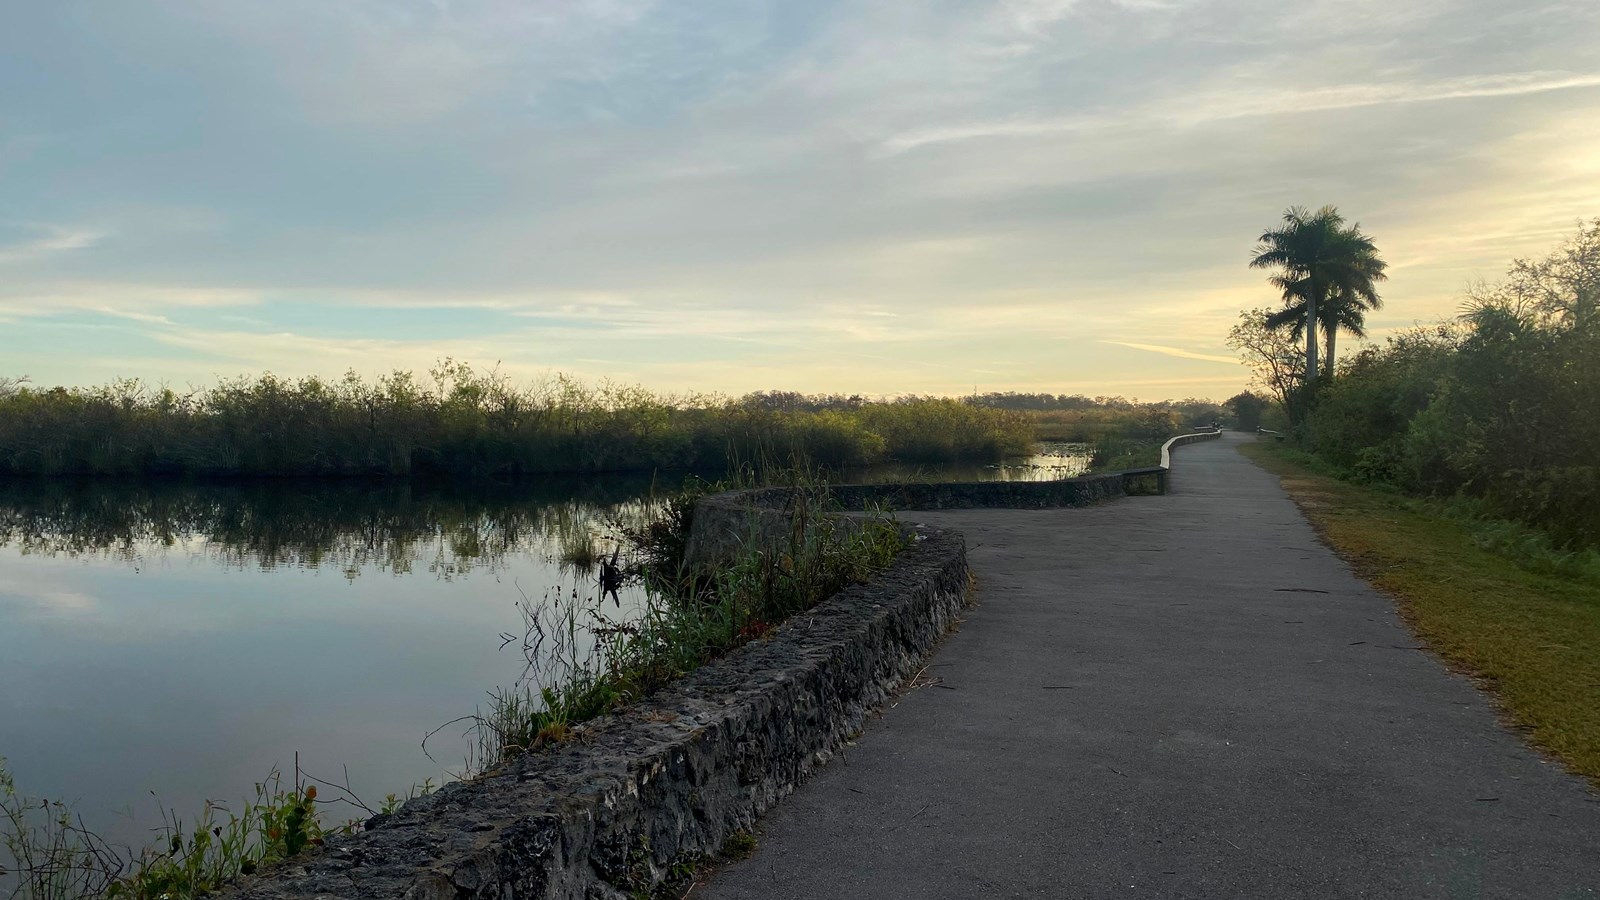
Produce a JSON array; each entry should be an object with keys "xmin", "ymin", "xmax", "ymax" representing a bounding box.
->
[{"xmin": 699, "ymin": 432, "xmax": 1599, "ymax": 898}]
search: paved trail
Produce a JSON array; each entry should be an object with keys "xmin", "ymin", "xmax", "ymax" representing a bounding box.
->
[{"xmin": 700, "ymin": 433, "xmax": 1599, "ymax": 899}]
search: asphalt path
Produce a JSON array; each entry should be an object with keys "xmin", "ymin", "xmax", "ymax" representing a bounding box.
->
[{"xmin": 698, "ymin": 432, "xmax": 1600, "ymax": 899}]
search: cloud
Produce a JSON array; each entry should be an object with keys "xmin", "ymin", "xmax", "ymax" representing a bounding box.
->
[
  {"xmin": 879, "ymin": 69, "xmax": 1600, "ymax": 155},
  {"xmin": 1167, "ymin": 70, "xmax": 1600, "ymax": 127},
  {"xmin": 0, "ymin": 224, "xmax": 106, "ymax": 265},
  {"xmin": 0, "ymin": 283, "xmax": 260, "ymax": 320},
  {"xmin": 1101, "ymin": 341, "xmax": 1241, "ymax": 365}
]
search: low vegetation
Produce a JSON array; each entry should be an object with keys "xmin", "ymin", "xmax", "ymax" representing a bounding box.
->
[
  {"xmin": 1240, "ymin": 441, "xmax": 1600, "ymax": 784},
  {"xmin": 0, "ymin": 367, "xmax": 1031, "ymax": 478}
]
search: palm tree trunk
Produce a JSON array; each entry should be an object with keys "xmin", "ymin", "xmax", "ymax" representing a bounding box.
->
[
  {"xmin": 1325, "ymin": 327, "xmax": 1337, "ymax": 380},
  {"xmin": 1304, "ymin": 279, "xmax": 1320, "ymax": 386}
]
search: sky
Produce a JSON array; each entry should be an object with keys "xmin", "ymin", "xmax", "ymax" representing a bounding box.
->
[{"xmin": 2, "ymin": 0, "xmax": 1598, "ymax": 401}]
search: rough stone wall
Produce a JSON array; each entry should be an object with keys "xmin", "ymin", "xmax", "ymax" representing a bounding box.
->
[{"xmin": 216, "ymin": 527, "xmax": 968, "ymax": 900}]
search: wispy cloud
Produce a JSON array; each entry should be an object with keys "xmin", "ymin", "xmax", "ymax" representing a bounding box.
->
[
  {"xmin": 0, "ymin": 224, "xmax": 106, "ymax": 265},
  {"xmin": 1170, "ymin": 70, "xmax": 1600, "ymax": 127},
  {"xmin": 0, "ymin": 283, "xmax": 260, "ymax": 320},
  {"xmin": 1101, "ymin": 341, "xmax": 1241, "ymax": 365},
  {"xmin": 880, "ymin": 69, "xmax": 1600, "ymax": 155}
]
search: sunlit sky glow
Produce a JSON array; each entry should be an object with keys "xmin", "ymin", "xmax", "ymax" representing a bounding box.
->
[{"xmin": 3, "ymin": 1, "xmax": 1598, "ymax": 399}]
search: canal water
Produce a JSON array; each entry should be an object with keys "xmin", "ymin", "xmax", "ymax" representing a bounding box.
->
[{"xmin": 0, "ymin": 446, "xmax": 1088, "ymax": 848}]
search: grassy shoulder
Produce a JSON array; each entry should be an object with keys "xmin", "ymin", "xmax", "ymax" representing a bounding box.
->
[{"xmin": 1237, "ymin": 440, "xmax": 1600, "ymax": 784}]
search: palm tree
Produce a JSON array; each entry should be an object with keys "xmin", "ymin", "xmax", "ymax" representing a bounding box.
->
[
  {"xmin": 1250, "ymin": 206, "xmax": 1386, "ymax": 382},
  {"xmin": 1263, "ymin": 261, "xmax": 1386, "ymax": 378}
]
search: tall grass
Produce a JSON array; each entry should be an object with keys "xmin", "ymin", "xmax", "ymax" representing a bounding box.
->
[
  {"xmin": 0, "ymin": 366, "xmax": 1032, "ymax": 478},
  {"xmin": 2, "ymin": 763, "xmax": 121, "ymax": 900},
  {"xmin": 2, "ymin": 760, "xmax": 431, "ymax": 900}
]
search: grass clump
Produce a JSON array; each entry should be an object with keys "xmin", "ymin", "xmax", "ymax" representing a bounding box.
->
[
  {"xmin": 1, "ymin": 764, "xmax": 383, "ymax": 900},
  {"xmin": 719, "ymin": 831, "xmax": 757, "ymax": 861},
  {"xmin": 1239, "ymin": 440, "xmax": 1600, "ymax": 784},
  {"xmin": 2, "ymin": 763, "xmax": 122, "ymax": 900},
  {"xmin": 2, "ymin": 760, "xmax": 439, "ymax": 900},
  {"xmin": 123, "ymin": 777, "xmax": 331, "ymax": 899}
]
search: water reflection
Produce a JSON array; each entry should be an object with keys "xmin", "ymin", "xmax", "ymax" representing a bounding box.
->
[
  {"xmin": 0, "ymin": 477, "xmax": 661, "ymax": 579},
  {"xmin": 839, "ymin": 442, "xmax": 1091, "ymax": 483}
]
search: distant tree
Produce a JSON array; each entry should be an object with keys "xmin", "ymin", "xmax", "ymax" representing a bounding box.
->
[
  {"xmin": 965, "ymin": 392, "xmax": 1100, "ymax": 411},
  {"xmin": 1250, "ymin": 206, "xmax": 1387, "ymax": 381},
  {"xmin": 0, "ymin": 375, "xmax": 29, "ymax": 399},
  {"xmin": 1225, "ymin": 391, "xmax": 1270, "ymax": 431},
  {"xmin": 1226, "ymin": 308, "xmax": 1306, "ymax": 421},
  {"xmin": 739, "ymin": 391, "xmax": 865, "ymax": 413},
  {"xmin": 1463, "ymin": 217, "xmax": 1600, "ymax": 333}
]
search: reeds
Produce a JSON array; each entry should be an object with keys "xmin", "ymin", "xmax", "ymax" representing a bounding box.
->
[{"xmin": 0, "ymin": 366, "xmax": 1034, "ymax": 478}]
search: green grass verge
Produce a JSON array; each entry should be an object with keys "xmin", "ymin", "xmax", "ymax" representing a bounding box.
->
[{"xmin": 1237, "ymin": 440, "xmax": 1600, "ymax": 785}]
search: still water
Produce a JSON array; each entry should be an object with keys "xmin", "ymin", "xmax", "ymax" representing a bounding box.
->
[{"xmin": 0, "ymin": 447, "xmax": 1087, "ymax": 847}]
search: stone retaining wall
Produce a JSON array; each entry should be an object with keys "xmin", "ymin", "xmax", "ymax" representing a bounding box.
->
[{"xmin": 219, "ymin": 527, "xmax": 969, "ymax": 900}]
